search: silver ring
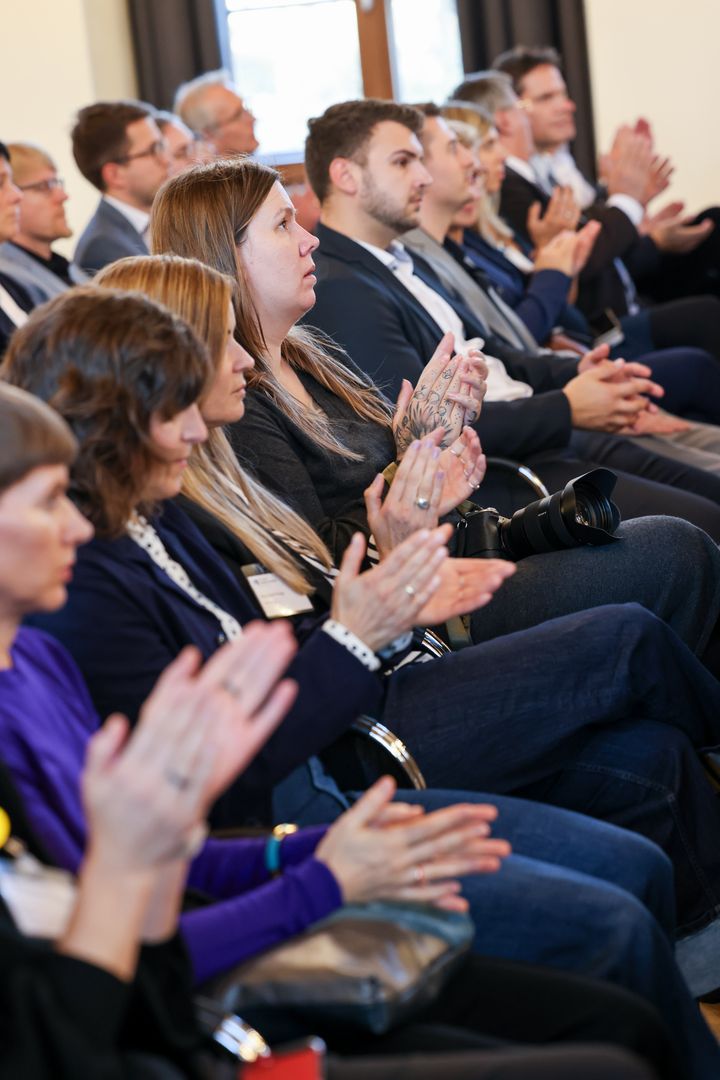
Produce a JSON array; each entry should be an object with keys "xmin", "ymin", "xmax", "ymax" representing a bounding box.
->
[
  {"xmin": 222, "ymin": 679, "xmax": 242, "ymax": 700},
  {"xmin": 165, "ymin": 767, "xmax": 191, "ymax": 791},
  {"xmin": 405, "ymin": 584, "xmax": 416, "ymax": 597},
  {"xmin": 415, "ymin": 496, "xmax": 430, "ymax": 510},
  {"xmin": 412, "ymin": 864, "xmax": 427, "ymax": 886}
]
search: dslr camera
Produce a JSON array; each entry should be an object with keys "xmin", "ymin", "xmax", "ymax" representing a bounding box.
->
[{"xmin": 455, "ymin": 468, "xmax": 621, "ymax": 561}]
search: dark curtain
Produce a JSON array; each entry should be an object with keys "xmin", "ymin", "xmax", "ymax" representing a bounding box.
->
[
  {"xmin": 455, "ymin": 0, "xmax": 597, "ymax": 179},
  {"xmin": 127, "ymin": 0, "xmax": 226, "ymax": 111}
]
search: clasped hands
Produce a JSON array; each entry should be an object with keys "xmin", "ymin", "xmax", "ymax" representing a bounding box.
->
[{"xmin": 566, "ymin": 343, "xmax": 674, "ymax": 434}]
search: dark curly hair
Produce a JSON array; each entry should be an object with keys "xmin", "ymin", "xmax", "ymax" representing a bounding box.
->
[{"xmin": 1, "ymin": 287, "xmax": 209, "ymax": 536}]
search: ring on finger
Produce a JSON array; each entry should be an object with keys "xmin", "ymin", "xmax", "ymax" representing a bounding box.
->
[
  {"xmin": 222, "ymin": 679, "xmax": 243, "ymax": 700},
  {"xmin": 412, "ymin": 864, "xmax": 428, "ymax": 886},
  {"xmin": 415, "ymin": 495, "xmax": 430, "ymax": 510},
  {"xmin": 165, "ymin": 767, "xmax": 192, "ymax": 791},
  {"xmin": 405, "ymin": 583, "xmax": 417, "ymax": 597}
]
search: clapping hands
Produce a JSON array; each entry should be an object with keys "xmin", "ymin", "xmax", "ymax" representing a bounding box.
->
[{"xmin": 315, "ymin": 776, "xmax": 511, "ymax": 912}]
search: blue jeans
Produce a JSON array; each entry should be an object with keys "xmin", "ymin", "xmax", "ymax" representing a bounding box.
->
[
  {"xmin": 382, "ymin": 603, "xmax": 720, "ymax": 934},
  {"xmin": 274, "ymin": 602, "xmax": 720, "ymax": 1077},
  {"xmin": 274, "ymin": 775, "xmax": 720, "ymax": 1079}
]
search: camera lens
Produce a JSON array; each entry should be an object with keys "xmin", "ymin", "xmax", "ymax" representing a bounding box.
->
[
  {"xmin": 499, "ymin": 469, "xmax": 620, "ymax": 558},
  {"xmin": 572, "ymin": 486, "xmax": 616, "ymax": 533}
]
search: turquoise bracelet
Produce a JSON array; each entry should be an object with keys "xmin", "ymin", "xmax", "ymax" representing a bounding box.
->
[{"xmin": 264, "ymin": 823, "xmax": 298, "ymax": 876}]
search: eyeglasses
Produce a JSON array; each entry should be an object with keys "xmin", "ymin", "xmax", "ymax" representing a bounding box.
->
[
  {"xmin": 210, "ymin": 102, "xmax": 254, "ymax": 131},
  {"xmin": 18, "ymin": 177, "xmax": 65, "ymax": 194},
  {"xmin": 113, "ymin": 139, "xmax": 167, "ymax": 165}
]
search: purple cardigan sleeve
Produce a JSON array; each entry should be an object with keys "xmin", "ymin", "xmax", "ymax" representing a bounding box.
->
[
  {"xmin": 186, "ymin": 826, "xmax": 328, "ymax": 898},
  {"xmin": 182, "ymin": 855, "xmax": 343, "ymax": 984}
]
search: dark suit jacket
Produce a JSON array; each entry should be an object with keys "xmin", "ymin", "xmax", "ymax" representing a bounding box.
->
[
  {"xmin": 73, "ymin": 198, "xmax": 148, "ymax": 275},
  {"xmin": 307, "ymin": 222, "xmax": 577, "ymax": 460},
  {"xmin": 30, "ymin": 500, "xmax": 382, "ymax": 823},
  {"xmin": 499, "ymin": 165, "xmax": 660, "ymax": 328}
]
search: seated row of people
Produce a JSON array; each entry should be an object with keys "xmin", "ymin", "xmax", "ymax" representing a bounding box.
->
[
  {"xmin": 3, "ymin": 154, "xmax": 720, "ymax": 1074},
  {"xmin": 0, "ymin": 288, "xmax": 672, "ymax": 1080}
]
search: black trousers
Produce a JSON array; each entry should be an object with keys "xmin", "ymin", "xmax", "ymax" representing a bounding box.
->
[
  {"xmin": 479, "ymin": 437, "xmax": 720, "ymax": 539},
  {"xmin": 242, "ymin": 955, "xmax": 678, "ymax": 1080}
]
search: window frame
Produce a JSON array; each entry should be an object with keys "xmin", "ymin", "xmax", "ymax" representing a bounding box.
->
[{"xmin": 216, "ymin": 0, "xmax": 396, "ymax": 174}]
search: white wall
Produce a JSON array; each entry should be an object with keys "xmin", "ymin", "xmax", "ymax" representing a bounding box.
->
[
  {"xmin": 1, "ymin": 0, "xmax": 137, "ymax": 255},
  {"xmin": 584, "ymin": 0, "xmax": 720, "ymax": 215}
]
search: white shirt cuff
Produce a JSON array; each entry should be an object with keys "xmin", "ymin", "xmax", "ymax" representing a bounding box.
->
[
  {"xmin": 322, "ymin": 619, "xmax": 381, "ymax": 671},
  {"xmin": 606, "ymin": 194, "xmax": 644, "ymax": 229}
]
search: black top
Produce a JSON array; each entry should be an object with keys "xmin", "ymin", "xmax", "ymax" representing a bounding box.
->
[
  {"xmin": 0, "ymin": 761, "xmax": 202, "ymax": 1079},
  {"xmin": 230, "ymin": 368, "xmax": 396, "ymax": 563},
  {"xmin": 9, "ymin": 241, "xmax": 75, "ymax": 286}
]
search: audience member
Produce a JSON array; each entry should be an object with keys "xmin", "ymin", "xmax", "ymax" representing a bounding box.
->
[
  {"xmin": 156, "ymin": 110, "xmax": 205, "ymax": 176},
  {"xmin": 0, "ymin": 142, "xmax": 89, "ymax": 303},
  {"xmin": 71, "ymin": 100, "xmax": 169, "ymax": 272},
  {"xmin": 0, "ymin": 141, "xmax": 34, "ymax": 353},
  {"xmin": 174, "ymin": 69, "xmax": 259, "ymax": 156}
]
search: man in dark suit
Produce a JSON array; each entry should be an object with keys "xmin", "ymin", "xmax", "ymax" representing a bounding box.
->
[
  {"xmin": 493, "ymin": 44, "xmax": 720, "ymax": 307},
  {"xmin": 302, "ymin": 98, "xmax": 720, "ymax": 530},
  {"xmin": 451, "ymin": 68, "xmax": 720, "ymax": 365},
  {"xmin": 72, "ymin": 100, "xmax": 170, "ymax": 274}
]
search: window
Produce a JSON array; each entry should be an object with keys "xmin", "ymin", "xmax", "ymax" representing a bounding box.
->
[
  {"xmin": 388, "ymin": 0, "xmax": 464, "ymax": 104},
  {"xmin": 223, "ymin": 0, "xmax": 363, "ymax": 161},
  {"xmin": 220, "ymin": 0, "xmax": 464, "ymax": 162}
]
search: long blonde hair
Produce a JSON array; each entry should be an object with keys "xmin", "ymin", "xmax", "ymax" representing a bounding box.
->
[
  {"xmin": 96, "ymin": 254, "xmax": 331, "ymax": 592},
  {"xmin": 151, "ymin": 157, "xmax": 393, "ymax": 460}
]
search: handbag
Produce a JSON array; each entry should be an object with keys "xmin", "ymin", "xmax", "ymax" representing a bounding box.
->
[{"xmin": 201, "ymin": 901, "xmax": 473, "ymax": 1035}]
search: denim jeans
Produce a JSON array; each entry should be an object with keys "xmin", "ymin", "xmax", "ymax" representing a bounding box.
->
[
  {"xmin": 274, "ymin": 602, "xmax": 720, "ymax": 1077},
  {"xmin": 382, "ymin": 603, "xmax": 720, "ymax": 933}
]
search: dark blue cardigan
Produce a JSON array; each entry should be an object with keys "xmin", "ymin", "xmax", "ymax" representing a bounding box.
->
[{"xmin": 30, "ymin": 500, "xmax": 383, "ymax": 823}]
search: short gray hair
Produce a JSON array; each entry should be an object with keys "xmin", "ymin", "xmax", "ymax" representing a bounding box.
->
[
  {"xmin": 450, "ymin": 71, "xmax": 517, "ymax": 117},
  {"xmin": 173, "ymin": 69, "xmax": 234, "ymax": 133}
]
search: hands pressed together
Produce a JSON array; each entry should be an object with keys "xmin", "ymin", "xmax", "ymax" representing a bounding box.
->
[
  {"xmin": 392, "ymin": 331, "xmax": 487, "ymax": 457},
  {"xmin": 82, "ymin": 623, "xmax": 300, "ymax": 875}
]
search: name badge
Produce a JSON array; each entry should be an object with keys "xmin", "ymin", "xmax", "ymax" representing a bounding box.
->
[{"xmin": 242, "ymin": 563, "xmax": 314, "ymax": 619}]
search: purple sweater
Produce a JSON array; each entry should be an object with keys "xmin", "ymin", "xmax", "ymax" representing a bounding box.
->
[{"xmin": 0, "ymin": 626, "xmax": 343, "ymax": 983}]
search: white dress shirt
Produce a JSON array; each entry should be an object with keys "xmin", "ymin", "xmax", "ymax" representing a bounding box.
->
[
  {"xmin": 0, "ymin": 282, "xmax": 28, "ymax": 329},
  {"xmin": 358, "ymin": 238, "xmax": 532, "ymax": 403}
]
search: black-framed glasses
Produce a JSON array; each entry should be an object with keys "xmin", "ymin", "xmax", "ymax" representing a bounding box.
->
[
  {"xmin": 113, "ymin": 139, "xmax": 167, "ymax": 165},
  {"xmin": 18, "ymin": 176, "xmax": 65, "ymax": 194}
]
